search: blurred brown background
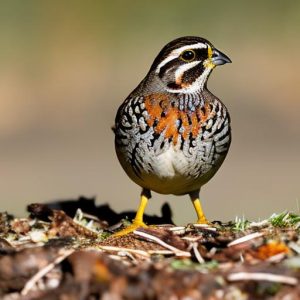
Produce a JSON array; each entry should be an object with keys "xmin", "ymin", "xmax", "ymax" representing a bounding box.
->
[{"xmin": 1, "ymin": 1, "xmax": 300, "ymax": 223}]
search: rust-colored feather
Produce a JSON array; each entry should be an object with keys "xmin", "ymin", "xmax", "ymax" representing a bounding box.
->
[{"xmin": 145, "ymin": 94, "xmax": 212, "ymax": 145}]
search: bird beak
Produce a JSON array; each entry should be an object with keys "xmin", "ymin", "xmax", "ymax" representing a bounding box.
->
[{"xmin": 211, "ymin": 49, "xmax": 232, "ymax": 66}]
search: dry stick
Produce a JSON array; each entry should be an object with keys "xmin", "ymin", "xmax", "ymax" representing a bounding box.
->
[
  {"xmin": 168, "ymin": 227, "xmax": 186, "ymax": 235},
  {"xmin": 192, "ymin": 243, "xmax": 205, "ymax": 263},
  {"xmin": 21, "ymin": 249, "xmax": 75, "ymax": 296},
  {"xmin": 266, "ymin": 252, "xmax": 287, "ymax": 263},
  {"xmin": 148, "ymin": 250, "xmax": 175, "ymax": 255},
  {"xmin": 227, "ymin": 272, "xmax": 298, "ymax": 285},
  {"xmin": 227, "ymin": 232, "xmax": 264, "ymax": 247},
  {"xmin": 192, "ymin": 224, "xmax": 217, "ymax": 231},
  {"xmin": 289, "ymin": 242, "xmax": 300, "ymax": 254},
  {"xmin": 182, "ymin": 236, "xmax": 202, "ymax": 242},
  {"xmin": 108, "ymin": 254, "xmax": 123, "ymax": 261},
  {"xmin": 169, "ymin": 226, "xmax": 186, "ymax": 231},
  {"xmin": 133, "ymin": 230, "xmax": 191, "ymax": 257},
  {"xmin": 100, "ymin": 245, "xmax": 150, "ymax": 258},
  {"xmin": 118, "ymin": 251, "xmax": 138, "ymax": 263}
]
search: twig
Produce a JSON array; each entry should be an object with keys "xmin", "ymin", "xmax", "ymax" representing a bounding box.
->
[
  {"xmin": 133, "ymin": 230, "xmax": 191, "ymax": 257},
  {"xmin": 239, "ymin": 253, "xmax": 244, "ymax": 263},
  {"xmin": 266, "ymin": 252, "xmax": 286, "ymax": 263},
  {"xmin": 108, "ymin": 254, "xmax": 123, "ymax": 261},
  {"xmin": 21, "ymin": 249, "xmax": 74, "ymax": 295},
  {"xmin": 108, "ymin": 255, "xmax": 131, "ymax": 266},
  {"xmin": 289, "ymin": 242, "xmax": 300, "ymax": 254},
  {"xmin": 227, "ymin": 272, "xmax": 298, "ymax": 285},
  {"xmin": 80, "ymin": 211, "xmax": 100, "ymax": 221},
  {"xmin": 169, "ymin": 226, "xmax": 186, "ymax": 231},
  {"xmin": 148, "ymin": 250, "xmax": 175, "ymax": 255},
  {"xmin": 168, "ymin": 226, "xmax": 186, "ymax": 235},
  {"xmin": 182, "ymin": 236, "xmax": 202, "ymax": 242},
  {"xmin": 100, "ymin": 245, "xmax": 150, "ymax": 258},
  {"xmin": 227, "ymin": 232, "xmax": 264, "ymax": 247},
  {"xmin": 118, "ymin": 251, "xmax": 138, "ymax": 263},
  {"xmin": 192, "ymin": 243, "xmax": 205, "ymax": 263},
  {"xmin": 208, "ymin": 247, "xmax": 217, "ymax": 256},
  {"xmin": 193, "ymin": 224, "xmax": 217, "ymax": 231}
]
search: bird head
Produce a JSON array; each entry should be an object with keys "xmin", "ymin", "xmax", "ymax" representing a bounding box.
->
[{"xmin": 148, "ymin": 36, "xmax": 231, "ymax": 94}]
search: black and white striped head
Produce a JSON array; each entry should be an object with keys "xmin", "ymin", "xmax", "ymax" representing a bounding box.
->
[{"xmin": 149, "ymin": 36, "xmax": 231, "ymax": 94}]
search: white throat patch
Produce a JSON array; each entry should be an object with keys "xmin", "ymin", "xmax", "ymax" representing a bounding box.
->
[{"xmin": 166, "ymin": 65, "xmax": 213, "ymax": 94}]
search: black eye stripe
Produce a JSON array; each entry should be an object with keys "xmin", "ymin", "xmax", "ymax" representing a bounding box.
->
[
  {"xmin": 158, "ymin": 46, "xmax": 208, "ymax": 78},
  {"xmin": 195, "ymin": 47, "xmax": 208, "ymax": 59},
  {"xmin": 158, "ymin": 59, "xmax": 177, "ymax": 78},
  {"xmin": 182, "ymin": 63, "xmax": 205, "ymax": 85},
  {"xmin": 180, "ymin": 47, "xmax": 208, "ymax": 62}
]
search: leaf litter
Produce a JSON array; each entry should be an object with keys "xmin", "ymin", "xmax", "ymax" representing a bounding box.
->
[{"xmin": 0, "ymin": 198, "xmax": 300, "ymax": 299}]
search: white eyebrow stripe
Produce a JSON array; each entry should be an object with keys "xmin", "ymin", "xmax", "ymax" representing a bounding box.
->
[
  {"xmin": 156, "ymin": 42, "xmax": 207, "ymax": 74},
  {"xmin": 156, "ymin": 54, "xmax": 178, "ymax": 74},
  {"xmin": 171, "ymin": 42, "xmax": 208, "ymax": 56}
]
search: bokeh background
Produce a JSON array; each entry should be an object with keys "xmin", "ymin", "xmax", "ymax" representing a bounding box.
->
[{"xmin": 1, "ymin": 1, "xmax": 300, "ymax": 224}]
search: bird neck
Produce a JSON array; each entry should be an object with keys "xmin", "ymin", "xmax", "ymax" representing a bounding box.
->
[
  {"xmin": 175, "ymin": 90, "xmax": 207, "ymax": 112},
  {"xmin": 143, "ymin": 71, "xmax": 209, "ymax": 97}
]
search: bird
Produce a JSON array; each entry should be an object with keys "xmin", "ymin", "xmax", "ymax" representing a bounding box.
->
[{"xmin": 113, "ymin": 36, "xmax": 231, "ymax": 236}]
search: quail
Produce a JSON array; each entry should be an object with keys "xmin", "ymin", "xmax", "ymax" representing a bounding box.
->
[{"xmin": 114, "ymin": 36, "xmax": 231, "ymax": 235}]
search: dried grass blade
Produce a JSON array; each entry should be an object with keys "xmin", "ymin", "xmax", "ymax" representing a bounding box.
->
[
  {"xmin": 227, "ymin": 232, "xmax": 264, "ymax": 247},
  {"xmin": 227, "ymin": 272, "xmax": 298, "ymax": 285},
  {"xmin": 134, "ymin": 230, "xmax": 191, "ymax": 257},
  {"xmin": 21, "ymin": 249, "xmax": 74, "ymax": 295}
]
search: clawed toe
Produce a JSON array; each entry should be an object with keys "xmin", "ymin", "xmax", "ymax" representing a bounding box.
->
[{"xmin": 112, "ymin": 220, "xmax": 147, "ymax": 237}]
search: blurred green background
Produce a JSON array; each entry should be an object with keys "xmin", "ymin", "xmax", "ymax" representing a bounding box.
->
[{"xmin": 1, "ymin": 1, "xmax": 300, "ymax": 223}]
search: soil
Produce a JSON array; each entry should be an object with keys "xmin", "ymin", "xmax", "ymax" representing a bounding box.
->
[{"xmin": 1, "ymin": 196, "xmax": 300, "ymax": 299}]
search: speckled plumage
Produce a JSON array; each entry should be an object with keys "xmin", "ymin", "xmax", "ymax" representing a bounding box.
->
[
  {"xmin": 115, "ymin": 90, "xmax": 230, "ymax": 195},
  {"xmin": 113, "ymin": 36, "xmax": 231, "ymax": 230}
]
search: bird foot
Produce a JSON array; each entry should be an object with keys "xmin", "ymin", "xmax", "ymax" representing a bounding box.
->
[
  {"xmin": 195, "ymin": 217, "xmax": 210, "ymax": 225},
  {"xmin": 112, "ymin": 220, "xmax": 148, "ymax": 237}
]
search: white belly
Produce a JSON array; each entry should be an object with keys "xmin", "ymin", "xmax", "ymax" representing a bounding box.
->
[
  {"xmin": 118, "ymin": 141, "xmax": 226, "ymax": 195},
  {"xmin": 151, "ymin": 146, "xmax": 188, "ymax": 178}
]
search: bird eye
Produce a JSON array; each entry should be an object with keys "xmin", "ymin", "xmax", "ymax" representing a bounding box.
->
[{"xmin": 180, "ymin": 49, "xmax": 196, "ymax": 62}]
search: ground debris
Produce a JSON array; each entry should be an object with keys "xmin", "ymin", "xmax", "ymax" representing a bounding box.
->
[{"xmin": 1, "ymin": 201, "xmax": 300, "ymax": 299}]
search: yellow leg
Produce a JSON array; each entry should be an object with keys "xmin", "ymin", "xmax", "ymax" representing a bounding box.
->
[
  {"xmin": 191, "ymin": 197, "xmax": 209, "ymax": 224},
  {"xmin": 113, "ymin": 191, "xmax": 149, "ymax": 237}
]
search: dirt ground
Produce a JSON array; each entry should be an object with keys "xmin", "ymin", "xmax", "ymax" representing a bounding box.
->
[{"xmin": 1, "ymin": 197, "xmax": 300, "ymax": 300}]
